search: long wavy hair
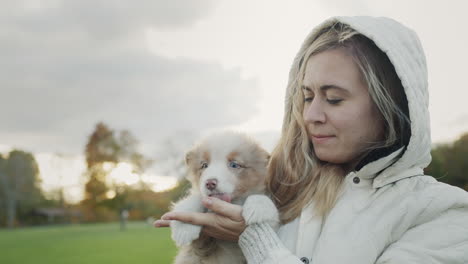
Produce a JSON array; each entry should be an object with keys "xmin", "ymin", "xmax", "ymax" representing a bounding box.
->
[{"xmin": 267, "ymin": 22, "xmax": 411, "ymax": 223}]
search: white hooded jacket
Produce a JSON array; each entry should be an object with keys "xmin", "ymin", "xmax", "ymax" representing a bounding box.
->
[{"xmin": 238, "ymin": 16, "xmax": 468, "ymax": 264}]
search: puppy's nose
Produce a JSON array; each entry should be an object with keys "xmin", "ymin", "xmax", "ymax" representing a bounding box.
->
[{"xmin": 205, "ymin": 179, "xmax": 217, "ymax": 191}]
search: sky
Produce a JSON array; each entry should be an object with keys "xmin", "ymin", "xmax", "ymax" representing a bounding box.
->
[{"xmin": 1, "ymin": 0, "xmax": 468, "ymax": 201}]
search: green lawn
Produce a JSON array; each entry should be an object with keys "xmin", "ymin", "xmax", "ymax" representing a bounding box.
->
[{"xmin": 0, "ymin": 222, "xmax": 177, "ymax": 264}]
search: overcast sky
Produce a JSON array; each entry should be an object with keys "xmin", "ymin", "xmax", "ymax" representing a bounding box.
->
[{"xmin": 2, "ymin": 0, "xmax": 468, "ymax": 158}]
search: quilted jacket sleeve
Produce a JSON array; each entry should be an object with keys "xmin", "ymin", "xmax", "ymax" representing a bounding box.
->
[
  {"xmin": 375, "ymin": 185, "xmax": 468, "ymax": 264},
  {"xmin": 239, "ymin": 223, "xmax": 305, "ymax": 264}
]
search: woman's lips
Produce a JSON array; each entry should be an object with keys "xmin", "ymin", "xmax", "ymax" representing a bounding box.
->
[{"xmin": 311, "ymin": 135, "xmax": 335, "ymax": 143}]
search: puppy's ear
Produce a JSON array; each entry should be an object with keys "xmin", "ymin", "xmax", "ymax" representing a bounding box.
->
[
  {"xmin": 185, "ymin": 150, "xmax": 195, "ymax": 166},
  {"xmin": 260, "ymin": 148, "xmax": 270, "ymax": 163},
  {"xmin": 184, "ymin": 150, "xmax": 198, "ymax": 183}
]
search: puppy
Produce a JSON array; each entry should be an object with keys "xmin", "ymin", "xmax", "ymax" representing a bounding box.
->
[{"xmin": 170, "ymin": 131, "xmax": 279, "ymax": 264}]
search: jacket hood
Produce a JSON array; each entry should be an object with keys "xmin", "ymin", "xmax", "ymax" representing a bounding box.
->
[{"xmin": 284, "ymin": 16, "xmax": 431, "ymax": 188}]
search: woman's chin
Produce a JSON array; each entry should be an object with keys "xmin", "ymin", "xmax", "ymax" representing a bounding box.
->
[{"xmin": 315, "ymin": 152, "xmax": 349, "ymax": 165}]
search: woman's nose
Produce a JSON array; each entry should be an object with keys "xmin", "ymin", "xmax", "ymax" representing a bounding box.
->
[{"xmin": 303, "ymin": 100, "xmax": 326, "ymax": 123}]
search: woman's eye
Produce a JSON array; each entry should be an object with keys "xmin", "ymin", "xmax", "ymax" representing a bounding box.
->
[
  {"xmin": 229, "ymin": 161, "xmax": 241, "ymax": 169},
  {"xmin": 201, "ymin": 162, "xmax": 208, "ymax": 169},
  {"xmin": 304, "ymin": 97, "xmax": 313, "ymax": 103},
  {"xmin": 327, "ymin": 98, "xmax": 343, "ymax": 105}
]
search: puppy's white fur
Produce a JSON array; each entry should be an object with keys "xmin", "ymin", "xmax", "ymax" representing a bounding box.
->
[{"xmin": 170, "ymin": 131, "xmax": 279, "ymax": 264}]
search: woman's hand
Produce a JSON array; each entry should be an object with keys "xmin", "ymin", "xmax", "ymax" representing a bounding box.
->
[{"xmin": 153, "ymin": 197, "xmax": 246, "ymax": 242}]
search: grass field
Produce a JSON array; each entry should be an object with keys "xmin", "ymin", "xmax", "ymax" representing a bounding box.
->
[{"xmin": 0, "ymin": 222, "xmax": 177, "ymax": 264}]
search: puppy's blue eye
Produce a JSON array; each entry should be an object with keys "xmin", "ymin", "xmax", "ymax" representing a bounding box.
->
[
  {"xmin": 229, "ymin": 161, "xmax": 241, "ymax": 169},
  {"xmin": 201, "ymin": 162, "xmax": 208, "ymax": 169}
]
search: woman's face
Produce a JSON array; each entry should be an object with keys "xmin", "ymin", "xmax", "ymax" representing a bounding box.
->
[{"xmin": 302, "ymin": 47, "xmax": 384, "ymax": 168}]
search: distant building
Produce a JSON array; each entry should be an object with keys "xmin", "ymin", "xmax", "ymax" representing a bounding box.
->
[{"xmin": 29, "ymin": 208, "xmax": 83, "ymax": 224}]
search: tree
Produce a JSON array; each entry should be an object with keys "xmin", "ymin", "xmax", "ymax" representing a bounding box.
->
[
  {"xmin": 0, "ymin": 150, "xmax": 42, "ymax": 228},
  {"xmin": 0, "ymin": 155, "xmax": 6, "ymax": 226},
  {"xmin": 85, "ymin": 122, "xmax": 119, "ymax": 169},
  {"xmin": 426, "ymin": 133, "xmax": 468, "ymax": 191},
  {"xmin": 81, "ymin": 122, "xmax": 152, "ymax": 222}
]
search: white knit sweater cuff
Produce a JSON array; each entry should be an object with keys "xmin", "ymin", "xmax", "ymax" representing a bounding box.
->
[{"xmin": 239, "ymin": 223, "xmax": 285, "ymax": 264}]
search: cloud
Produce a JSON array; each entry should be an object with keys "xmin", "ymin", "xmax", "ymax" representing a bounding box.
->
[
  {"xmin": 1, "ymin": 0, "xmax": 216, "ymax": 33},
  {"xmin": 445, "ymin": 114, "xmax": 468, "ymax": 127},
  {"xmin": 0, "ymin": 0, "xmax": 261, "ymax": 154}
]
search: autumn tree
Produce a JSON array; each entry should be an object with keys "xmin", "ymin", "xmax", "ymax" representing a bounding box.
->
[
  {"xmin": 82, "ymin": 123, "xmax": 114, "ymax": 220},
  {"xmin": 81, "ymin": 122, "xmax": 152, "ymax": 221}
]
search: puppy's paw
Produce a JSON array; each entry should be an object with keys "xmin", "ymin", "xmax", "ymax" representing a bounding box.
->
[
  {"xmin": 170, "ymin": 220, "xmax": 202, "ymax": 247},
  {"xmin": 242, "ymin": 195, "xmax": 279, "ymax": 226}
]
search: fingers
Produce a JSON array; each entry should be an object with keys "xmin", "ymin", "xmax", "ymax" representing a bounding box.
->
[
  {"xmin": 162, "ymin": 211, "xmax": 214, "ymax": 226},
  {"xmin": 202, "ymin": 197, "xmax": 243, "ymax": 221},
  {"xmin": 153, "ymin": 219, "xmax": 170, "ymax": 227},
  {"xmin": 202, "ymin": 226, "xmax": 241, "ymax": 241}
]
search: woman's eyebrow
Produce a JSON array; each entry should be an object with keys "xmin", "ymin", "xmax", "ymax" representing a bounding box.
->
[{"xmin": 320, "ymin": 84, "xmax": 349, "ymax": 93}]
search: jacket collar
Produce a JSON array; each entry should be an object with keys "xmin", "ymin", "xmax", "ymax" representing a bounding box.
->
[
  {"xmin": 351, "ymin": 147, "xmax": 423, "ymax": 188},
  {"xmin": 354, "ymin": 147, "xmax": 404, "ymax": 180}
]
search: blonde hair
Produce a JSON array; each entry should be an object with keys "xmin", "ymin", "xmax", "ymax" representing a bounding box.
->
[{"xmin": 268, "ymin": 22, "xmax": 411, "ymax": 223}]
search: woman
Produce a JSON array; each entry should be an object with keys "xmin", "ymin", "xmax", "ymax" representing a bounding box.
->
[{"xmin": 155, "ymin": 16, "xmax": 468, "ymax": 263}]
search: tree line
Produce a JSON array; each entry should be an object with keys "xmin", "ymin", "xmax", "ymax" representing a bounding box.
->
[
  {"xmin": 0, "ymin": 122, "xmax": 189, "ymax": 228},
  {"xmin": 425, "ymin": 133, "xmax": 468, "ymax": 191}
]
